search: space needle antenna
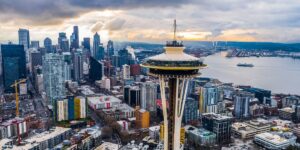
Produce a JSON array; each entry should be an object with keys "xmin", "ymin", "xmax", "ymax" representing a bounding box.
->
[{"xmin": 173, "ymin": 19, "xmax": 177, "ymax": 41}]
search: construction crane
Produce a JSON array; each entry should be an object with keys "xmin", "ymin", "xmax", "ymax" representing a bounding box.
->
[{"xmin": 10, "ymin": 78, "xmax": 27, "ymax": 118}]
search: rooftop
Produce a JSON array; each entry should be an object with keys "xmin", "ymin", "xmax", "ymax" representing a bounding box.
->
[
  {"xmin": 95, "ymin": 142, "xmax": 120, "ymax": 150},
  {"xmin": 14, "ymin": 127, "xmax": 71, "ymax": 149},
  {"xmin": 255, "ymin": 132, "xmax": 289, "ymax": 145},
  {"xmin": 202, "ymin": 113, "xmax": 233, "ymax": 121}
]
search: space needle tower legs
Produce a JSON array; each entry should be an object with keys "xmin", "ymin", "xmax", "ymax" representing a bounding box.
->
[{"xmin": 159, "ymin": 76, "xmax": 190, "ymax": 150}]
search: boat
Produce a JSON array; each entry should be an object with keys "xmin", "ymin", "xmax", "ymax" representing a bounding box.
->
[{"xmin": 237, "ymin": 63, "xmax": 254, "ymax": 67}]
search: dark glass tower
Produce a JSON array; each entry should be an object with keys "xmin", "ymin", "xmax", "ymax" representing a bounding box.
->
[
  {"xmin": 70, "ymin": 26, "xmax": 79, "ymax": 50},
  {"xmin": 1, "ymin": 44, "xmax": 27, "ymax": 92},
  {"xmin": 89, "ymin": 57, "xmax": 104, "ymax": 82}
]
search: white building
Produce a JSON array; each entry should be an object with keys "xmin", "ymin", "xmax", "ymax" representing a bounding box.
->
[
  {"xmin": 88, "ymin": 96, "xmax": 122, "ymax": 110},
  {"xmin": 122, "ymin": 64, "xmax": 130, "ymax": 79},
  {"xmin": 101, "ymin": 77, "xmax": 111, "ymax": 90},
  {"xmin": 15, "ymin": 127, "xmax": 72, "ymax": 150},
  {"xmin": 57, "ymin": 99, "xmax": 68, "ymax": 121},
  {"xmin": 254, "ymin": 132, "xmax": 296, "ymax": 150}
]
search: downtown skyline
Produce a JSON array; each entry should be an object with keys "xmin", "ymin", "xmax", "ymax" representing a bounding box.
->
[{"xmin": 1, "ymin": 0, "xmax": 300, "ymax": 44}]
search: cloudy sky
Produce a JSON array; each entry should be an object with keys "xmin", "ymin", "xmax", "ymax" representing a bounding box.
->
[{"xmin": 0, "ymin": 0, "xmax": 300, "ymax": 45}]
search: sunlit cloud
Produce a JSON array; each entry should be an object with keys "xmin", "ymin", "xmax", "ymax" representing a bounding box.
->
[{"xmin": 1, "ymin": 0, "xmax": 300, "ymax": 44}]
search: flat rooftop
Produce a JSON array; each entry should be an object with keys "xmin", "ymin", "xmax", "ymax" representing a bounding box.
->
[
  {"xmin": 255, "ymin": 132, "xmax": 289, "ymax": 145},
  {"xmin": 87, "ymin": 96, "xmax": 122, "ymax": 104},
  {"xmin": 14, "ymin": 127, "xmax": 71, "ymax": 149},
  {"xmin": 202, "ymin": 113, "xmax": 232, "ymax": 121}
]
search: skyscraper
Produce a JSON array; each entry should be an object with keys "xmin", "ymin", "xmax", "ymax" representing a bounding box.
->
[
  {"xmin": 122, "ymin": 64, "xmax": 130, "ymax": 79},
  {"xmin": 62, "ymin": 52, "xmax": 72, "ymax": 81},
  {"xmin": 233, "ymin": 91, "xmax": 254, "ymax": 119},
  {"xmin": 1, "ymin": 44, "xmax": 27, "ymax": 92},
  {"xmin": 29, "ymin": 50, "xmax": 42, "ymax": 74},
  {"xmin": 140, "ymin": 81, "xmax": 158, "ymax": 115},
  {"xmin": 44, "ymin": 37, "xmax": 52, "ymax": 53},
  {"xmin": 82, "ymin": 37, "xmax": 91, "ymax": 52},
  {"xmin": 118, "ymin": 48, "xmax": 133, "ymax": 67},
  {"xmin": 70, "ymin": 26, "xmax": 79, "ymax": 50},
  {"xmin": 183, "ymin": 97, "xmax": 199, "ymax": 124},
  {"xmin": 202, "ymin": 113, "xmax": 233, "ymax": 144},
  {"xmin": 141, "ymin": 20, "xmax": 205, "ymax": 150},
  {"xmin": 95, "ymin": 44, "xmax": 105, "ymax": 60},
  {"xmin": 58, "ymin": 32, "xmax": 69, "ymax": 52},
  {"xmin": 107, "ymin": 40, "xmax": 114, "ymax": 58},
  {"xmin": 43, "ymin": 53, "xmax": 66, "ymax": 104},
  {"xmin": 201, "ymin": 83, "xmax": 223, "ymax": 113},
  {"xmin": 30, "ymin": 41, "xmax": 39, "ymax": 49},
  {"xmin": 73, "ymin": 50, "xmax": 84, "ymax": 81},
  {"xmin": 93, "ymin": 32, "xmax": 100, "ymax": 57},
  {"xmin": 89, "ymin": 57, "xmax": 104, "ymax": 82},
  {"xmin": 18, "ymin": 29, "xmax": 30, "ymax": 50}
]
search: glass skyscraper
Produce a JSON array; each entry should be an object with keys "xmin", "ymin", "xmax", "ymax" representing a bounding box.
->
[
  {"xmin": 1, "ymin": 44, "xmax": 27, "ymax": 92},
  {"xmin": 18, "ymin": 29, "xmax": 30, "ymax": 50},
  {"xmin": 93, "ymin": 32, "xmax": 100, "ymax": 57},
  {"xmin": 43, "ymin": 53, "xmax": 66, "ymax": 104}
]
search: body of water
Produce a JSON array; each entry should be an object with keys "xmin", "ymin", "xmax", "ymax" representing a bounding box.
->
[{"xmin": 201, "ymin": 52, "xmax": 300, "ymax": 95}]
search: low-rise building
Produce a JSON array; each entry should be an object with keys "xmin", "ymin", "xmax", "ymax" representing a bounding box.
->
[
  {"xmin": 15, "ymin": 127, "xmax": 72, "ymax": 150},
  {"xmin": 88, "ymin": 96, "xmax": 122, "ymax": 110},
  {"xmin": 254, "ymin": 132, "xmax": 296, "ymax": 150},
  {"xmin": 0, "ymin": 117, "xmax": 27, "ymax": 139},
  {"xmin": 278, "ymin": 107, "xmax": 294, "ymax": 120},
  {"xmin": 135, "ymin": 108, "xmax": 150, "ymax": 129},
  {"xmin": 185, "ymin": 125, "xmax": 216, "ymax": 146}
]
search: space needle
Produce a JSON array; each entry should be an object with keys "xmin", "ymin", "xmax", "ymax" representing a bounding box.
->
[{"xmin": 142, "ymin": 20, "xmax": 206, "ymax": 150}]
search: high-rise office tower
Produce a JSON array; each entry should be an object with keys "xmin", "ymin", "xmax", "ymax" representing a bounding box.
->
[
  {"xmin": 140, "ymin": 81, "xmax": 158, "ymax": 115},
  {"xmin": 82, "ymin": 37, "xmax": 91, "ymax": 51},
  {"xmin": 141, "ymin": 20, "xmax": 205, "ymax": 150},
  {"xmin": 1, "ymin": 44, "xmax": 27, "ymax": 92},
  {"xmin": 122, "ymin": 64, "xmax": 130, "ymax": 79},
  {"xmin": 73, "ymin": 50, "xmax": 84, "ymax": 81},
  {"xmin": 62, "ymin": 52, "xmax": 72, "ymax": 81},
  {"xmin": 29, "ymin": 50, "xmax": 42, "ymax": 74},
  {"xmin": 293, "ymin": 103, "xmax": 300, "ymax": 123},
  {"xmin": 95, "ymin": 44, "xmax": 105, "ymax": 61},
  {"xmin": 202, "ymin": 113, "xmax": 233, "ymax": 144},
  {"xmin": 58, "ymin": 32, "xmax": 69, "ymax": 52},
  {"xmin": 70, "ymin": 26, "xmax": 79, "ymax": 50},
  {"xmin": 200, "ymin": 83, "xmax": 223, "ymax": 113},
  {"xmin": 30, "ymin": 41, "xmax": 39, "ymax": 49},
  {"xmin": 233, "ymin": 91, "xmax": 254, "ymax": 119},
  {"xmin": 183, "ymin": 97, "xmax": 199, "ymax": 124},
  {"xmin": 107, "ymin": 40, "xmax": 114, "ymax": 58},
  {"xmin": 89, "ymin": 57, "xmax": 104, "ymax": 82},
  {"xmin": 118, "ymin": 48, "xmax": 133, "ymax": 67},
  {"xmin": 44, "ymin": 37, "xmax": 52, "ymax": 53},
  {"xmin": 93, "ymin": 32, "xmax": 100, "ymax": 57},
  {"xmin": 18, "ymin": 29, "xmax": 30, "ymax": 50},
  {"xmin": 18, "ymin": 29, "xmax": 30, "ymax": 62},
  {"xmin": 129, "ymin": 86, "xmax": 141, "ymax": 107},
  {"xmin": 43, "ymin": 53, "xmax": 66, "ymax": 104}
]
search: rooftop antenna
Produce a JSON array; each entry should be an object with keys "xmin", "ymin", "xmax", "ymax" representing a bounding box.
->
[{"xmin": 173, "ymin": 19, "xmax": 177, "ymax": 41}]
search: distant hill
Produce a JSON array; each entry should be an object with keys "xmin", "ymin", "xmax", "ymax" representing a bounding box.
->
[{"xmin": 115, "ymin": 41, "xmax": 300, "ymax": 52}]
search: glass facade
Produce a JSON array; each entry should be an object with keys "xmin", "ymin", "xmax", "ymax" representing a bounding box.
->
[{"xmin": 1, "ymin": 44, "xmax": 26, "ymax": 92}]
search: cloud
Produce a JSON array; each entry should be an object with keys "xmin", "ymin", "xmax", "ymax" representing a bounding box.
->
[
  {"xmin": 104, "ymin": 18, "xmax": 126, "ymax": 31},
  {"xmin": 91, "ymin": 22, "xmax": 104, "ymax": 33},
  {"xmin": 0, "ymin": 0, "xmax": 188, "ymax": 25},
  {"xmin": 1, "ymin": 0, "xmax": 300, "ymax": 43}
]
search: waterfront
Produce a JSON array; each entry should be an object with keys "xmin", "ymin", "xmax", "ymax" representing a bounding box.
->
[{"xmin": 202, "ymin": 52, "xmax": 300, "ymax": 95}]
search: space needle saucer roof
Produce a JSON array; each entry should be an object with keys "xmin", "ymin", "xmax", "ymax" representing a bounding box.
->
[{"xmin": 141, "ymin": 40, "xmax": 206, "ymax": 71}]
